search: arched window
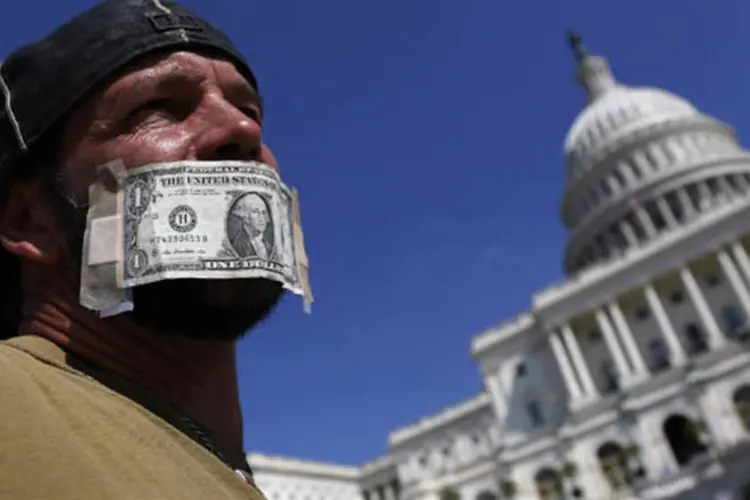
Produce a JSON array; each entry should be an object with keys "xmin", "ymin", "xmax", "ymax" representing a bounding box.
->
[
  {"xmin": 535, "ymin": 468, "xmax": 563, "ymax": 500},
  {"xmin": 663, "ymin": 414, "xmax": 707, "ymax": 466},
  {"xmin": 597, "ymin": 442, "xmax": 628, "ymax": 490},
  {"xmin": 733, "ymin": 385, "xmax": 750, "ymax": 431}
]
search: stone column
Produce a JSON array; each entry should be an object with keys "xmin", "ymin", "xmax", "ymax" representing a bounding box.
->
[
  {"xmin": 730, "ymin": 241, "xmax": 750, "ymax": 286},
  {"xmin": 679, "ymin": 267, "xmax": 725, "ymax": 349},
  {"xmin": 549, "ymin": 331, "xmax": 584, "ymax": 404},
  {"xmin": 643, "ymin": 284, "xmax": 687, "ymax": 366},
  {"xmin": 717, "ymin": 250, "xmax": 750, "ymax": 318},
  {"xmin": 607, "ymin": 301, "xmax": 649, "ymax": 380},
  {"xmin": 561, "ymin": 324, "xmax": 599, "ymax": 400},
  {"xmin": 656, "ymin": 197, "xmax": 677, "ymax": 228},
  {"xmin": 484, "ymin": 372, "xmax": 508, "ymax": 424},
  {"xmin": 676, "ymin": 188, "xmax": 696, "ymax": 218},
  {"xmin": 717, "ymin": 176, "xmax": 735, "ymax": 202},
  {"xmin": 736, "ymin": 173, "xmax": 750, "ymax": 190},
  {"xmin": 594, "ymin": 309, "xmax": 633, "ymax": 385},
  {"xmin": 384, "ymin": 484, "xmax": 396, "ymax": 500},
  {"xmin": 619, "ymin": 220, "xmax": 639, "ymax": 247},
  {"xmin": 697, "ymin": 181, "xmax": 713, "ymax": 210},
  {"xmin": 635, "ymin": 205, "xmax": 657, "ymax": 237}
]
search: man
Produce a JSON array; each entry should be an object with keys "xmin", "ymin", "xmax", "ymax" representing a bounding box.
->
[
  {"xmin": 227, "ymin": 192, "xmax": 276, "ymax": 260},
  {"xmin": 0, "ymin": 1, "xmax": 287, "ymax": 498}
]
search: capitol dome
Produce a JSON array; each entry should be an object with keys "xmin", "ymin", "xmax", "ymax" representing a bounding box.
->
[
  {"xmin": 565, "ymin": 86, "xmax": 699, "ymax": 179},
  {"xmin": 559, "ymin": 34, "xmax": 747, "ymax": 275},
  {"xmin": 562, "ymin": 43, "xmax": 699, "ymax": 181}
]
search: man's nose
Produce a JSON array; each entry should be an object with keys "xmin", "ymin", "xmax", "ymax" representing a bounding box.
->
[{"xmin": 193, "ymin": 96, "xmax": 262, "ymax": 161}]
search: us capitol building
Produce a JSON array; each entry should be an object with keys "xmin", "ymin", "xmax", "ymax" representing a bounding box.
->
[{"xmin": 247, "ymin": 35, "xmax": 750, "ymax": 500}]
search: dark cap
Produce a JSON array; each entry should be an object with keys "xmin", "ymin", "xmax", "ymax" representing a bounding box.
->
[{"xmin": 0, "ymin": 0, "xmax": 258, "ymax": 177}]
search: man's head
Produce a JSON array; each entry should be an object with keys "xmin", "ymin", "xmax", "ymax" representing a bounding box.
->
[
  {"xmin": 234, "ymin": 193, "xmax": 270, "ymax": 235},
  {"xmin": 0, "ymin": 0, "xmax": 284, "ymax": 341}
]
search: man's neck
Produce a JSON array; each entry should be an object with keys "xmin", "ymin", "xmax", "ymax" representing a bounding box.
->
[{"xmin": 19, "ymin": 292, "xmax": 244, "ymax": 456}]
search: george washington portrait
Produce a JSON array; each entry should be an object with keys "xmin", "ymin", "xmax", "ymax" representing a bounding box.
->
[{"xmin": 226, "ymin": 192, "xmax": 277, "ymax": 260}]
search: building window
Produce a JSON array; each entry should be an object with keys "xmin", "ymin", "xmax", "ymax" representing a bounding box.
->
[
  {"xmin": 648, "ymin": 339, "xmax": 670, "ymax": 371},
  {"xmin": 704, "ymin": 274, "xmax": 721, "ymax": 288},
  {"xmin": 634, "ymin": 306, "xmax": 650, "ymax": 321},
  {"xmin": 668, "ymin": 290, "xmax": 684, "ymax": 305},
  {"xmin": 597, "ymin": 442, "xmax": 631, "ymax": 491},
  {"xmin": 602, "ymin": 361, "xmax": 619, "ymax": 393},
  {"xmin": 516, "ymin": 363, "xmax": 527, "ymax": 378},
  {"xmin": 586, "ymin": 328, "xmax": 602, "ymax": 342},
  {"xmin": 526, "ymin": 399, "xmax": 545, "ymax": 428},
  {"xmin": 721, "ymin": 305, "xmax": 746, "ymax": 337},
  {"xmin": 685, "ymin": 323, "xmax": 708, "ymax": 354}
]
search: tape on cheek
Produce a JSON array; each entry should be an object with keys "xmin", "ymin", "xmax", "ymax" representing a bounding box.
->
[
  {"xmin": 78, "ymin": 158, "xmax": 134, "ymax": 317},
  {"xmin": 86, "ymin": 215, "xmax": 122, "ymax": 266}
]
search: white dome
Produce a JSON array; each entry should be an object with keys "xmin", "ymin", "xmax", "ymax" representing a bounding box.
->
[
  {"xmin": 565, "ymin": 87, "xmax": 698, "ymax": 153},
  {"xmin": 562, "ymin": 52, "xmax": 699, "ymax": 178}
]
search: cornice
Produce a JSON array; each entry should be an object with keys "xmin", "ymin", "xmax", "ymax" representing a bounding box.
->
[
  {"xmin": 470, "ymin": 312, "xmax": 535, "ymax": 360},
  {"xmin": 359, "ymin": 454, "xmax": 395, "ymax": 481},
  {"xmin": 388, "ymin": 393, "xmax": 492, "ymax": 448},
  {"xmin": 246, "ymin": 453, "xmax": 360, "ymax": 480}
]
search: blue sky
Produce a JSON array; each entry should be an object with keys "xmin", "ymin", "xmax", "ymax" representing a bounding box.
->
[{"xmin": 3, "ymin": 0, "xmax": 749, "ymax": 465}]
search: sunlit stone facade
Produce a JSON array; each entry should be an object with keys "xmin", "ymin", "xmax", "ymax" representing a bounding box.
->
[{"xmin": 248, "ymin": 39, "xmax": 750, "ymax": 500}]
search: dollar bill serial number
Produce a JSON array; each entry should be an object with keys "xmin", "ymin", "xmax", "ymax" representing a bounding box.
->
[{"xmin": 149, "ymin": 234, "xmax": 209, "ymax": 245}]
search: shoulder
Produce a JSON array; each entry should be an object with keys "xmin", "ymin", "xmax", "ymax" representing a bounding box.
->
[
  {"xmin": 0, "ymin": 338, "xmax": 56, "ymax": 415},
  {"xmin": 0, "ymin": 336, "xmax": 83, "ymax": 427}
]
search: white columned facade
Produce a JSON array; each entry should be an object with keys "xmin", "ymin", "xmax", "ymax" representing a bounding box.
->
[
  {"xmin": 548, "ymin": 331, "xmax": 585, "ymax": 404},
  {"xmin": 607, "ymin": 302, "xmax": 649, "ymax": 380},
  {"xmin": 730, "ymin": 241, "xmax": 750, "ymax": 286},
  {"xmin": 594, "ymin": 309, "xmax": 633, "ymax": 385},
  {"xmin": 679, "ymin": 267, "xmax": 725, "ymax": 349},
  {"xmin": 643, "ymin": 284, "xmax": 687, "ymax": 366},
  {"xmin": 717, "ymin": 250, "xmax": 750, "ymax": 318},
  {"xmin": 561, "ymin": 324, "xmax": 599, "ymax": 400}
]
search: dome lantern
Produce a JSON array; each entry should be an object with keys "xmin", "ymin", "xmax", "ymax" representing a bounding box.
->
[{"xmin": 567, "ymin": 30, "xmax": 617, "ymax": 103}]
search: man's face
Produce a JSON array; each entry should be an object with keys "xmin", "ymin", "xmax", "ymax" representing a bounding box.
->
[
  {"xmin": 241, "ymin": 195, "xmax": 269, "ymax": 235},
  {"xmin": 52, "ymin": 50, "xmax": 283, "ymax": 340}
]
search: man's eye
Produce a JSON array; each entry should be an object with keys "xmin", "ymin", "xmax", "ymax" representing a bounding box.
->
[{"xmin": 129, "ymin": 99, "xmax": 183, "ymax": 123}]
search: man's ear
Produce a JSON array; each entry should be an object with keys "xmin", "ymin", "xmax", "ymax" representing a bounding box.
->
[{"xmin": 0, "ymin": 182, "xmax": 62, "ymax": 265}]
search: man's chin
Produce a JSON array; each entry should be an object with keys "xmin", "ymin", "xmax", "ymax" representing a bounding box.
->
[{"xmin": 127, "ymin": 278, "xmax": 284, "ymax": 341}]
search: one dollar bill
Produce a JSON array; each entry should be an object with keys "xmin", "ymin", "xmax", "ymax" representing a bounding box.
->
[{"xmin": 116, "ymin": 161, "xmax": 311, "ymax": 307}]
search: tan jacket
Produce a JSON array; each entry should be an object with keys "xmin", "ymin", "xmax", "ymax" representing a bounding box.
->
[{"xmin": 0, "ymin": 335, "xmax": 266, "ymax": 500}]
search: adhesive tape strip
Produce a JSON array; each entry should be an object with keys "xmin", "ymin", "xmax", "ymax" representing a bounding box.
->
[{"xmin": 87, "ymin": 214, "xmax": 122, "ymax": 266}]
